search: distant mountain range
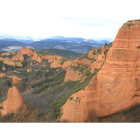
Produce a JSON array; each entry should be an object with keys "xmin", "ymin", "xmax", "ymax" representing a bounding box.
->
[{"xmin": 0, "ymin": 36, "xmax": 111, "ymax": 53}]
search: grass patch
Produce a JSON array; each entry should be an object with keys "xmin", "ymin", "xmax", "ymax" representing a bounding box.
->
[
  {"xmin": 52, "ymin": 69, "xmax": 100, "ymax": 118},
  {"xmin": 35, "ymin": 50, "xmax": 54, "ymax": 56}
]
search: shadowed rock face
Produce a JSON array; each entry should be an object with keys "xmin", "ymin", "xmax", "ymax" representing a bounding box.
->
[
  {"xmin": 0, "ymin": 86, "xmax": 24, "ymax": 116},
  {"xmin": 60, "ymin": 20, "xmax": 140, "ymax": 122}
]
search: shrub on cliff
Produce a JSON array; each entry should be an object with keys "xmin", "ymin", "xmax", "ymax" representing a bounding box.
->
[{"xmin": 52, "ymin": 69, "xmax": 100, "ymax": 118}]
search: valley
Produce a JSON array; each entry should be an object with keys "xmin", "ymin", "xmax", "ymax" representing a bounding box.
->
[{"xmin": 1, "ymin": 20, "xmax": 140, "ymax": 122}]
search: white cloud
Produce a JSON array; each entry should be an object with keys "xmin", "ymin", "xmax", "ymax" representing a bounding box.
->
[{"xmin": 0, "ymin": 0, "xmax": 140, "ymax": 39}]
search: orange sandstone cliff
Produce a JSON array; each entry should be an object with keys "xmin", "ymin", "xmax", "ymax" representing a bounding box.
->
[
  {"xmin": 63, "ymin": 48, "xmax": 106, "ymax": 81},
  {"xmin": 20, "ymin": 47, "xmax": 34, "ymax": 56},
  {"xmin": 31, "ymin": 52, "xmax": 43, "ymax": 63},
  {"xmin": 12, "ymin": 51, "xmax": 24, "ymax": 61},
  {"xmin": 60, "ymin": 20, "xmax": 140, "ymax": 122},
  {"xmin": 1, "ymin": 51, "xmax": 16, "ymax": 56},
  {"xmin": 64, "ymin": 67, "xmax": 82, "ymax": 82},
  {"xmin": 0, "ymin": 86, "xmax": 24, "ymax": 116},
  {"xmin": 3, "ymin": 59, "xmax": 22, "ymax": 67}
]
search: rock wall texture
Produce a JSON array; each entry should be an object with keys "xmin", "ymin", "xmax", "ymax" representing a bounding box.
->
[
  {"xmin": 21, "ymin": 47, "xmax": 34, "ymax": 56},
  {"xmin": 60, "ymin": 20, "xmax": 140, "ymax": 122},
  {"xmin": 31, "ymin": 53, "xmax": 43, "ymax": 63},
  {"xmin": 50, "ymin": 59, "xmax": 62, "ymax": 68},
  {"xmin": 63, "ymin": 47, "xmax": 106, "ymax": 81},
  {"xmin": 12, "ymin": 51, "xmax": 24, "ymax": 61},
  {"xmin": 64, "ymin": 67, "xmax": 82, "ymax": 82},
  {"xmin": 0, "ymin": 73, "xmax": 6, "ymax": 78},
  {"xmin": 0, "ymin": 86, "xmax": 24, "ymax": 116},
  {"xmin": 1, "ymin": 52, "xmax": 15, "ymax": 56},
  {"xmin": 7, "ymin": 75, "xmax": 22, "ymax": 84},
  {"xmin": 3, "ymin": 60, "xmax": 22, "ymax": 67}
]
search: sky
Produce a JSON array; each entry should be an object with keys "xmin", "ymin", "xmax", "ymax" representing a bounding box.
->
[{"xmin": 0, "ymin": 0, "xmax": 140, "ymax": 40}]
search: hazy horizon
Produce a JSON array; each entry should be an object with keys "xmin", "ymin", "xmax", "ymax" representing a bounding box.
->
[
  {"xmin": 0, "ymin": 0, "xmax": 140, "ymax": 41},
  {"xmin": 0, "ymin": 17, "xmax": 129, "ymax": 41}
]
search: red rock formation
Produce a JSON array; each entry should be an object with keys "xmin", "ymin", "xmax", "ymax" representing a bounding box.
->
[
  {"xmin": 27, "ymin": 69, "xmax": 32, "ymax": 72},
  {"xmin": 2, "ymin": 66, "xmax": 6, "ymax": 71},
  {"xmin": 42, "ymin": 55, "xmax": 62, "ymax": 62},
  {"xmin": 60, "ymin": 20, "xmax": 140, "ymax": 122},
  {"xmin": 50, "ymin": 58, "xmax": 62, "ymax": 68},
  {"xmin": 62, "ymin": 61, "xmax": 73, "ymax": 69},
  {"xmin": 0, "ymin": 86, "xmax": 24, "ymax": 116},
  {"xmin": 31, "ymin": 52, "xmax": 43, "ymax": 63},
  {"xmin": 0, "ymin": 73, "xmax": 6, "ymax": 78},
  {"xmin": 3, "ymin": 60, "xmax": 22, "ymax": 67},
  {"xmin": 30, "ymin": 62, "xmax": 33, "ymax": 67},
  {"xmin": 0, "ymin": 57, "xmax": 4, "ymax": 61},
  {"xmin": 8, "ymin": 75, "xmax": 22, "ymax": 84},
  {"xmin": 21, "ymin": 47, "xmax": 34, "ymax": 56},
  {"xmin": 75, "ymin": 58, "xmax": 91, "ymax": 66},
  {"xmin": 12, "ymin": 51, "xmax": 24, "ymax": 61},
  {"xmin": 41, "ymin": 54, "xmax": 62, "ymax": 68},
  {"xmin": 101, "ymin": 45, "xmax": 108, "ymax": 52},
  {"xmin": 1, "ymin": 51, "xmax": 15, "ymax": 56},
  {"xmin": 64, "ymin": 67, "xmax": 82, "ymax": 82}
]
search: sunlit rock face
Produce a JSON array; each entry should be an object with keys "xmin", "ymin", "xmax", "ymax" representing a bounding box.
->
[
  {"xmin": 60, "ymin": 20, "xmax": 140, "ymax": 122},
  {"xmin": 20, "ymin": 47, "xmax": 34, "ymax": 57},
  {"xmin": 0, "ymin": 86, "xmax": 24, "ymax": 116},
  {"xmin": 3, "ymin": 60, "xmax": 22, "ymax": 67},
  {"xmin": 31, "ymin": 53, "xmax": 43, "ymax": 63},
  {"xmin": 12, "ymin": 51, "xmax": 24, "ymax": 61}
]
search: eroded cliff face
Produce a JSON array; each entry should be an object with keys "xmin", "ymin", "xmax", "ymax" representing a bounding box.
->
[
  {"xmin": 50, "ymin": 59, "xmax": 62, "ymax": 68},
  {"xmin": 0, "ymin": 86, "xmax": 24, "ymax": 116},
  {"xmin": 1, "ymin": 52, "xmax": 16, "ymax": 56},
  {"xmin": 31, "ymin": 52, "xmax": 43, "ymax": 63},
  {"xmin": 63, "ymin": 48, "xmax": 106, "ymax": 81},
  {"xmin": 20, "ymin": 47, "xmax": 34, "ymax": 57},
  {"xmin": 64, "ymin": 67, "xmax": 82, "ymax": 82},
  {"xmin": 60, "ymin": 20, "xmax": 140, "ymax": 122},
  {"xmin": 3, "ymin": 60, "xmax": 22, "ymax": 67},
  {"xmin": 12, "ymin": 51, "xmax": 24, "ymax": 61}
]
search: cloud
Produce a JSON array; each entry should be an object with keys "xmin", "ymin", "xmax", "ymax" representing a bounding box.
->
[
  {"xmin": 0, "ymin": 0, "xmax": 140, "ymax": 40},
  {"xmin": 61, "ymin": 17, "xmax": 124, "ymax": 27}
]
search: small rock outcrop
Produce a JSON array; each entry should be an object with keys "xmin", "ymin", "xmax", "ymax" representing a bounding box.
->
[
  {"xmin": 8, "ymin": 75, "xmax": 22, "ymax": 84},
  {"xmin": 0, "ymin": 57, "xmax": 4, "ymax": 61},
  {"xmin": 0, "ymin": 73, "xmax": 6, "ymax": 78},
  {"xmin": 2, "ymin": 66, "xmax": 6, "ymax": 71},
  {"xmin": 27, "ymin": 69, "xmax": 32, "ymax": 72}
]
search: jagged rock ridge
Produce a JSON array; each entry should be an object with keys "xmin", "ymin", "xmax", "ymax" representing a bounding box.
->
[{"xmin": 60, "ymin": 20, "xmax": 140, "ymax": 122}]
